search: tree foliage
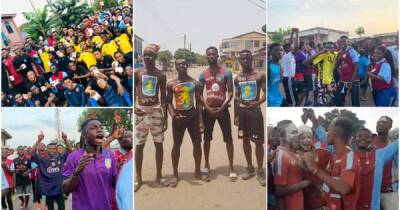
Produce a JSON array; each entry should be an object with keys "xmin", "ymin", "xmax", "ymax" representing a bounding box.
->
[
  {"xmin": 195, "ymin": 53, "xmax": 207, "ymax": 66},
  {"xmin": 93, "ymin": 0, "xmax": 120, "ymax": 12},
  {"xmin": 46, "ymin": 0, "xmax": 93, "ymax": 30},
  {"xmin": 158, "ymin": 50, "xmax": 173, "ymax": 71},
  {"xmin": 317, "ymin": 109, "xmax": 366, "ymax": 137},
  {"xmin": 77, "ymin": 109, "xmax": 133, "ymax": 134},
  {"xmin": 22, "ymin": 6, "xmax": 56, "ymax": 40},
  {"xmin": 174, "ymin": 48, "xmax": 196, "ymax": 64},
  {"xmin": 267, "ymin": 28, "xmax": 291, "ymax": 45},
  {"xmin": 355, "ymin": 27, "xmax": 365, "ymax": 38}
]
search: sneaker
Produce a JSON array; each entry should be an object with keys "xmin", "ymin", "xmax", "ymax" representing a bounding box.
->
[{"xmin": 256, "ymin": 171, "xmax": 266, "ymax": 186}]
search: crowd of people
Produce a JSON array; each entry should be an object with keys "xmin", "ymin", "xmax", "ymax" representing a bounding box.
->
[
  {"xmin": 267, "ymin": 108, "xmax": 399, "ymax": 210},
  {"xmin": 1, "ymin": 119, "xmax": 133, "ymax": 210},
  {"xmin": 134, "ymin": 44, "xmax": 266, "ymax": 191},
  {"xmin": 268, "ymin": 28, "xmax": 398, "ymax": 107},
  {"xmin": 1, "ymin": 4, "xmax": 133, "ymax": 107}
]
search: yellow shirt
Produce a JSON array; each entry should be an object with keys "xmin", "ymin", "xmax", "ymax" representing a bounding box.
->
[
  {"xmin": 92, "ymin": 36, "xmax": 104, "ymax": 48},
  {"xmin": 101, "ymin": 40, "xmax": 119, "ymax": 60},
  {"xmin": 313, "ymin": 52, "xmax": 337, "ymax": 85},
  {"xmin": 39, "ymin": 51, "xmax": 51, "ymax": 73},
  {"xmin": 114, "ymin": 34, "xmax": 132, "ymax": 54},
  {"xmin": 78, "ymin": 52, "xmax": 97, "ymax": 69}
]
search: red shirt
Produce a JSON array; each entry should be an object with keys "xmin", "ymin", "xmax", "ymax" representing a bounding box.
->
[
  {"xmin": 2, "ymin": 56, "xmax": 24, "ymax": 85},
  {"xmin": 354, "ymin": 150, "xmax": 376, "ymax": 210},
  {"xmin": 273, "ymin": 148, "xmax": 304, "ymax": 210},
  {"xmin": 326, "ymin": 150, "xmax": 361, "ymax": 210},
  {"xmin": 372, "ymin": 137, "xmax": 396, "ymax": 192},
  {"xmin": 2, "ymin": 159, "xmax": 14, "ymax": 188}
]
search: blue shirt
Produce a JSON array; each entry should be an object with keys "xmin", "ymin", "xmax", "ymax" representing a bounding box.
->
[
  {"xmin": 377, "ymin": 59, "xmax": 392, "ymax": 84},
  {"xmin": 358, "ymin": 56, "xmax": 370, "ymax": 80},
  {"xmin": 268, "ymin": 62, "xmax": 283, "ymax": 106},
  {"xmin": 64, "ymin": 84, "xmax": 86, "ymax": 107},
  {"xmin": 33, "ymin": 153, "xmax": 68, "ymax": 196},
  {"xmin": 371, "ymin": 140, "xmax": 399, "ymax": 210},
  {"xmin": 116, "ymin": 159, "xmax": 133, "ymax": 210},
  {"xmin": 103, "ymin": 86, "xmax": 127, "ymax": 107},
  {"xmin": 1, "ymin": 169, "xmax": 8, "ymax": 190}
]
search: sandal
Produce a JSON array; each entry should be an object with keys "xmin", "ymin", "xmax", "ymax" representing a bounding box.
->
[{"xmin": 229, "ymin": 172, "xmax": 238, "ymax": 182}]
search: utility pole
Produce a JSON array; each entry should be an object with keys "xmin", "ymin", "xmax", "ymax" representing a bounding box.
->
[
  {"xmin": 184, "ymin": 34, "xmax": 186, "ymax": 49},
  {"xmin": 189, "ymin": 43, "xmax": 192, "ymax": 51},
  {"xmin": 55, "ymin": 108, "xmax": 61, "ymax": 142}
]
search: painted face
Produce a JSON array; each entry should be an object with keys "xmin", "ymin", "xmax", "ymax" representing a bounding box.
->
[{"xmin": 284, "ymin": 123, "xmax": 299, "ymax": 149}]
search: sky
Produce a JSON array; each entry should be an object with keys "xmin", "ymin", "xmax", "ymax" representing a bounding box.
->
[
  {"xmin": 135, "ymin": 0, "xmax": 266, "ymax": 54},
  {"xmin": 267, "ymin": 108, "xmax": 399, "ymax": 132},
  {"xmin": 1, "ymin": 0, "xmax": 49, "ymax": 26},
  {"xmin": 268, "ymin": 0, "xmax": 398, "ymax": 37},
  {"xmin": 1, "ymin": 108, "xmax": 84, "ymax": 148}
]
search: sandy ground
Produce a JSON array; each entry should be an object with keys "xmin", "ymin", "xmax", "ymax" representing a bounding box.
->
[
  {"xmin": 134, "ymin": 68, "xmax": 266, "ymax": 210},
  {"xmin": 8, "ymin": 195, "xmax": 72, "ymax": 210}
]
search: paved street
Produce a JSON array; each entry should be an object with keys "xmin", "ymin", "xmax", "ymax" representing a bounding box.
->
[{"xmin": 135, "ymin": 67, "xmax": 266, "ymax": 210}]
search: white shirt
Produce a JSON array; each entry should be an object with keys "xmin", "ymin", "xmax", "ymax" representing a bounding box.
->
[
  {"xmin": 386, "ymin": 45, "xmax": 399, "ymax": 69},
  {"xmin": 281, "ymin": 51, "xmax": 296, "ymax": 77}
]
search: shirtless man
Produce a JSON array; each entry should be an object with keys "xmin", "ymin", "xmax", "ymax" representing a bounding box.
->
[
  {"xmin": 167, "ymin": 58, "xmax": 204, "ymax": 187},
  {"xmin": 134, "ymin": 44, "xmax": 167, "ymax": 192},
  {"xmin": 234, "ymin": 50, "xmax": 266, "ymax": 186}
]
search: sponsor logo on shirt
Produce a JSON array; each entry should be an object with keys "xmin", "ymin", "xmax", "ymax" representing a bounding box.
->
[
  {"xmin": 105, "ymin": 158, "xmax": 111, "ymax": 169},
  {"xmin": 46, "ymin": 166, "xmax": 60, "ymax": 174}
]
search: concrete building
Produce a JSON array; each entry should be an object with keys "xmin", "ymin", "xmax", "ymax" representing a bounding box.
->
[
  {"xmin": 283, "ymin": 27, "xmax": 349, "ymax": 44},
  {"xmin": 134, "ymin": 35, "xmax": 144, "ymax": 58},
  {"xmin": 1, "ymin": 14, "xmax": 24, "ymax": 48},
  {"xmin": 373, "ymin": 32, "xmax": 398, "ymax": 45},
  {"xmin": 220, "ymin": 31, "xmax": 266, "ymax": 58},
  {"xmin": 1, "ymin": 129, "xmax": 12, "ymax": 147}
]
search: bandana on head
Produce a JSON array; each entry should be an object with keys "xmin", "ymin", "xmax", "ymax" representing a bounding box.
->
[{"xmin": 144, "ymin": 44, "xmax": 160, "ymax": 54}]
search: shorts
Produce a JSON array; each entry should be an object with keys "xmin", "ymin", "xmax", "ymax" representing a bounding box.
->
[
  {"xmin": 203, "ymin": 107, "xmax": 233, "ymax": 143},
  {"xmin": 294, "ymin": 80, "xmax": 307, "ymax": 94},
  {"xmin": 135, "ymin": 107, "xmax": 164, "ymax": 145},
  {"xmin": 238, "ymin": 106, "xmax": 264, "ymax": 143},
  {"xmin": 15, "ymin": 184, "xmax": 32, "ymax": 196},
  {"xmin": 172, "ymin": 110, "xmax": 201, "ymax": 143},
  {"xmin": 304, "ymin": 74, "xmax": 314, "ymax": 91}
]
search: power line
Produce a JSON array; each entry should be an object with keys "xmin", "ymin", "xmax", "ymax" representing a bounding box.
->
[{"xmin": 247, "ymin": 0, "xmax": 266, "ymax": 10}]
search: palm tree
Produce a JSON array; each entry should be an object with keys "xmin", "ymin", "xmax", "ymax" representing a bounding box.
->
[
  {"xmin": 46, "ymin": 0, "xmax": 93, "ymax": 30},
  {"xmin": 267, "ymin": 28, "xmax": 291, "ymax": 44},
  {"xmin": 355, "ymin": 27, "xmax": 365, "ymax": 38},
  {"xmin": 22, "ymin": 6, "xmax": 56, "ymax": 40}
]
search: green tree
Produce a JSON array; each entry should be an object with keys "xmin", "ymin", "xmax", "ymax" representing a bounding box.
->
[
  {"xmin": 46, "ymin": 0, "xmax": 93, "ymax": 30},
  {"xmin": 93, "ymin": 0, "xmax": 120, "ymax": 12},
  {"xmin": 317, "ymin": 109, "xmax": 366, "ymax": 137},
  {"xmin": 355, "ymin": 27, "xmax": 365, "ymax": 38},
  {"xmin": 174, "ymin": 48, "xmax": 196, "ymax": 64},
  {"xmin": 22, "ymin": 6, "xmax": 56, "ymax": 40},
  {"xmin": 195, "ymin": 53, "xmax": 207, "ymax": 66},
  {"xmin": 158, "ymin": 50, "xmax": 173, "ymax": 71},
  {"xmin": 77, "ymin": 109, "xmax": 133, "ymax": 134},
  {"xmin": 267, "ymin": 28, "xmax": 291, "ymax": 44}
]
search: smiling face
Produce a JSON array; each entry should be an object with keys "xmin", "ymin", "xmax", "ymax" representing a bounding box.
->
[
  {"xmin": 355, "ymin": 129, "xmax": 372, "ymax": 150},
  {"xmin": 83, "ymin": 120, "xmax": 105, "ymax": 147}
]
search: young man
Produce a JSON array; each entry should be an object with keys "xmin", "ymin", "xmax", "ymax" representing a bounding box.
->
[
  {"xmin": 303, "ymin": 117, "xmax": 361, "ymax": 210},
  {"xmin": 167, "ymin": 58, "xmax": 204, "ymax": 187},
  {"xmin": 372, "ymin": 116, "xmax": 398, "ymax": 210},
  {"xmin": 2, "ymin": 48, "xmax": 25, "ymax": 93},
  {"xmin": 199, "ymin": 46, "xmax": 236, "ymax": 181},
  {"xmin": 134, "ymin": 44, "xmax": 167, "ymax": 191},
  {"xmin": 95, "ymin": 75, "xmax": 132, "ymax": 107},
  {"xmin": 305, "ymin": 42, "xmax": 337, "ymax": 106},
  {"xmin": 234, "ymin": 50, "xmax": 266, "ymax": 185},
  {"xmin": 63, "ymin": 77, "xmax": 87, "ymax": 107},
  {"xmin": 272, "ymin": 121, "xmax": 311, "ymax": 210},
  {"xmin": 1, "ymin": 148, "xmax": 13, "ymax": 210},
  {"xmin": 12, "ymin": 146, "xmax": 33, "ymax": 209},
  {"xmin": 32, "ymin": 131, "xmax": 72, "ymax": 210},
  {"xmin": 268, "ymin": 43, "xmax": 284, "ymax": 107},
  {"xmin": 334, "ymin": 36, "xmax": 360, "ymax": 106},
  {"xmin": 62, "ymin": 119, "xmax": 117, "ymax": 210},
  {"xmin": 282, "ymin": 37, "xmax": 296, "ymax": 106}
]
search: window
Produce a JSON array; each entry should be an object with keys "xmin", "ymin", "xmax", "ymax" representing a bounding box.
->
[
  {"xmin": 245, "ymin": 40, "xmax": 253, "ymax": 49},
  {"xmin": 254, "ymin": 40, "xmax": 260, "ymax": 48},
  {"xmin": 263, "ymin": 41, "xmax": 266, "ymax": 47},
  {"xmin": 4, "ymin": 21, "xmax": 14, "ymax": 34},
  {"xmin": 1, "ymin": 32, "xmax": 9, "ymax": 46}
]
